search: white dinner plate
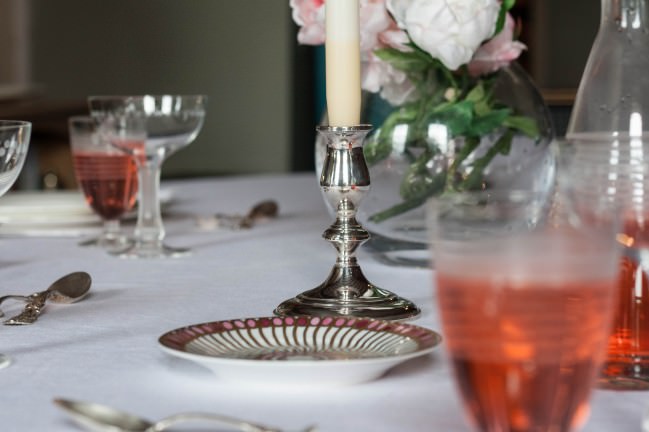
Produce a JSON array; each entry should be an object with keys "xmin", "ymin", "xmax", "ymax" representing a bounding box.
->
[
  {"xmin": 158, "ymin": 315, "xmax": 442, "ymax": 387},
  {"xmin": 0, "ymin": 189, "xmax": 175, "ymax": 237},
  {"xmin": 0, "ymin": 191, "xmax": 100, "ymax": 237}
]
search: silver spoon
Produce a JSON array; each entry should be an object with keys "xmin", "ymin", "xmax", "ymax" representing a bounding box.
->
[
  {"xmin": 198, "ymin": 200, "xmax": 279, "ymax": 230},
  {"xmin": 238, "ymin": 200, "xmax": 279, "ymax": 228},
  {"xmin": 53, "ymin": 398, "xmax": 318, "ymax": 432},
  {"xmin": 0, "ymin": 271, "xmax": 92, "ymax": 324}
]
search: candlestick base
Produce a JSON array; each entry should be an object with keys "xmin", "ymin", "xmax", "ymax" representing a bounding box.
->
[{"xmin": 275, "ymin": 125, "xmax": 420, "ymax": 321}]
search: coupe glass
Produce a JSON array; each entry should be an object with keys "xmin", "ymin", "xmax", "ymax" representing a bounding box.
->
[
  {"xmin": 69, "ymin": 116, "xmax": 138, "ymax": 251},
  {"xmin": 88, "ymin": 95, "xmax": 206, "ymax": 258},
  {"xmin": 428, "ymin": 187, "xmax": 621, "ymax": 432},
  {"xmin": 0, "ymin": 120, "xmax": 31, "ymax": 369}
]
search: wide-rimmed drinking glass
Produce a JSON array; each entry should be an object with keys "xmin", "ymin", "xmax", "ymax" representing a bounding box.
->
[
  {"xmin": 88, "ymin": 95, "xmax": 206, "ymax": 258},
  {"xmin": 428, "ymin": 187, "xmax": 621, "ymax": 432},
  {"xmin": 69, "ymin": 116, "xmax": 138, "ymax": 251},
  {"xmin": 0, "ymin": 120, "xmax": 31, "ymax": 369}
]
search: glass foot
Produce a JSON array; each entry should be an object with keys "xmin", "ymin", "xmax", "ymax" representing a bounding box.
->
[
  {"xmin": 79, "ymin": 235, "xmax": 133, "ymax": 251},
  {"xmin": 0, "ymin": 354, "xmax": 11, "ymax": 369},
  {"xmin": 599, "ymin": 363, "xmax": 649, "ymax": 390},
  {"xmin": 113, "ymin": 242, "xmax": 190, "ymax": 259}
]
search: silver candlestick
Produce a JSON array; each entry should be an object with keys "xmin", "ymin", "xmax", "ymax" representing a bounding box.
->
[{"xmin": 275, "ymin": 125, "xmax": 420, "ymax": 321}]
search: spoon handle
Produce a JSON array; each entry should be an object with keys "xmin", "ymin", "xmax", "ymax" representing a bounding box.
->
[
  {"xmin": 146, "ymin": 412, "xmax": 281, "ymax": 432},
  {"xmin": 3, "ymin": 291, "xmax": 47, "ymax": 325}
]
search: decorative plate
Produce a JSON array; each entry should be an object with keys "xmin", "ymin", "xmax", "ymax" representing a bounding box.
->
[{"xmin": 158, "ymin": 315, "xmax": 442, "ymax": 386}]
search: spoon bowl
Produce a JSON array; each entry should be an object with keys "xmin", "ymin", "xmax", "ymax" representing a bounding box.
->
[{"xmin": 46, "ymin": 271, "xmax": 92, "ymax": 303}]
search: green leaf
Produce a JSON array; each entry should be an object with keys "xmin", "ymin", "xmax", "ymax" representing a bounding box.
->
[
  {"xmin": 364, "ymin": 104, "xmax": 419, "ymax": 166},
  {"xmin": 503, "ymin": 115, "xmax": 540, "ymax": 138},
  {"xmin": 468, "ymin": 108, "xmax": 511, "ymax": 136},
  {"xmin": 473, "ymin": 98, "xmax": 492, "ymax": 117},
  {"xmin": 465, "ymin": 81, "xmax": 486, "ymax": 104},
  {"xmin": 399, "ymin": 149, "xmax": 436, "ymax": 200},
  {"xmin": 459, "ymin": 129, "xmax": 515, "ymax": 190},
  {"xmin": 449, "ymin": 136, "xmax": 480, "ymax": 172},
  {"xmin": 432, "ymin": 101, "xmax": 474, "ymax": 137},
  {"xmin": 369, "ymin": 170, "xmax": 446, "ymax": 223},
  {"xmin": 465, "ymin": 81, "xmax": 495, "ymax": 116},
  {"xmin": 363, "ymin": 136, "xmax": 392, "ymax": 166},
  {"xmin": 494, "ymin": 0, "xmax": 516, "ymax": 35},
  {"xmin": 368, "ymin": 196, "xmax": 429, "ymax": 223},
  {"xmin": 374, "ymin": 47, "xmax": 432, "ymax": 73}
]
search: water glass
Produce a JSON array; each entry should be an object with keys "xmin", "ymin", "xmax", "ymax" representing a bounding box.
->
[
  {"xmin": 428, "ymin": 187, "xmax": 620, "ymax": 431},
  {"xmin": 69, "ymin": 116, "xmax": 138, "ymax": 251},
  {"xmin": 558, "ymin": 133, "xmax": 649, "ymax": 389}
]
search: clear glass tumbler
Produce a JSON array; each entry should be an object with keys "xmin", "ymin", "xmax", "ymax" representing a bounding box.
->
[
  {"xmin": 428, "ymin": 186, "xmax": 621, "ymax": 431},
  {"xmin": 558, "ymin": 132, "xmax": 649, "ymax": 389}
]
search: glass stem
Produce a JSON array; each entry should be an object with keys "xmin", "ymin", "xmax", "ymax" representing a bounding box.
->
[
  {"xmin": 102, "ymin": 219, "xmax": 121, "ymax": 240},
  {"xmin": 134, "ymin": 153, "xmax": 165, "ymax": 246}
]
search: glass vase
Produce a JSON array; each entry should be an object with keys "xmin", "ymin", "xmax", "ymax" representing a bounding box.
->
[{"xmin": 316, "ymin": 62, "xmax": 555, "ymax": 267}]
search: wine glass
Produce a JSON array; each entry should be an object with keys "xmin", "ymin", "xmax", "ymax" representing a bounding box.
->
[
  {"xmin": 68, "ymin": 116, "xmax": 138, "ymax": 251},
  {"xmin": 0, "ymin": 120, "xmax": 31, "ymax": 369},
  {"xmin": 428, "ymin": 187, "xmax": 621, "ymax": 431},
  {"xmin": 88, "ymin": 95, "xmax": 206, "ymax": 258}
]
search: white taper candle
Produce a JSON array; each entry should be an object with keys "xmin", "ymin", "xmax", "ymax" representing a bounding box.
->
[{"xmin": 325, "ymin": 0, "xmax": 362, "ymax": 127}]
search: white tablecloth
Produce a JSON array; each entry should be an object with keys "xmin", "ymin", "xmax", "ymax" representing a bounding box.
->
[{"xmin": 1, "ymin": 173, "xmax": 646, "ymax": 432}]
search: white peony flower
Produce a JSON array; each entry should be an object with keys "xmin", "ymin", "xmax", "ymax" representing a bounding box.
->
[{"xmin": 387, "ymin": 0, "xmax": 501, "ymax": 70}]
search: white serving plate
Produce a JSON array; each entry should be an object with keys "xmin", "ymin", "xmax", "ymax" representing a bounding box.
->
[{"xmin": 158, "ymin": 315, "xmax": 442, "ymax": 387}]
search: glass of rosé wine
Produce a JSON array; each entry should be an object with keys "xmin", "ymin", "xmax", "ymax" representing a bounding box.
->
[
  {"xmin": 427, "ymin": 186, "xmax": 621, "ymax": 432},
  {"xmin": 69, "ymin": 116, "xmax": 138, "ymax": 252},
  {"xmin": 558, "ymin": 133, "xmax": 649, "ymax": 390},
  {"xmin": 0, "ymin": 120, "xmax": 31, "ymax": 369},
  {"xmin": 88, "ymin": 95, "xmax": 206, "ymax": 259}
]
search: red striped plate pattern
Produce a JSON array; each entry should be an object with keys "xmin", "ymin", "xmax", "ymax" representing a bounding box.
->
[{"xmin": 158, "ymin": 316, "xmax": 442, "ymax": 386}]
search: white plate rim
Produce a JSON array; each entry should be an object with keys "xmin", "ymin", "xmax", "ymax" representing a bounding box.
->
[{"xmin": 158, "ymin": 315, "xmax": 442, "ymax": 367}]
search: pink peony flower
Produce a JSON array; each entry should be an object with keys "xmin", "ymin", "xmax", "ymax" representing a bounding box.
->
[
  {"xmin": 289, "ymin": 0, "xmax": 521, "ymax": 104},
  {"xmin": 358, "ymin": 0, "xmax": 414, "ymax": 104},
  {"xmin": 468, "ymin": 14, "xmax": 526, "ymax": 76},
  {"xmin": 362, "ymin": 53, "xmax": 417, "ymax": 105},
  {"xmin": 290, "ymin": 0, "xmax": 326, "ymax": 45}
]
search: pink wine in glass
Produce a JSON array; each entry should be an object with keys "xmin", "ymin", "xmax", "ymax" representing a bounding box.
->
[
  {"xmin": 73, "ymin": 151, "xmax": 138, "ymax": 220},
  {"xmin": 601, "ymin": 219, "xmax": 649, "ymax": 387},
  {"xmin": 437, "ymin": 265, "xmax": 616, "ymax": 432}
]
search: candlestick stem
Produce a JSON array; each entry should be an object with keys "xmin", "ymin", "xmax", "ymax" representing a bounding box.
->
[{"xmin": 275, "ymin": 125, "xmax": 420, "ymax": 321}]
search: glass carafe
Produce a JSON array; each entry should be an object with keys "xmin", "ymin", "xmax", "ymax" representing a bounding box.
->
[
  {"xmin": 568, "ymin": 0, "xmax": 649, "ymax": 135},
  {"xmin": 567, "ymin": 0, "xmax": 649, "ymax": 390}
]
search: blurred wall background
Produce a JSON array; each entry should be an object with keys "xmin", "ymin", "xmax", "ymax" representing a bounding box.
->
[
  {"xmin": 0, "ymin": 0, "xmax": 599, "ymax": 187},
  {"xmin": 30, "ymin": 0, "xmax": 296, "ymax": 178}
]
